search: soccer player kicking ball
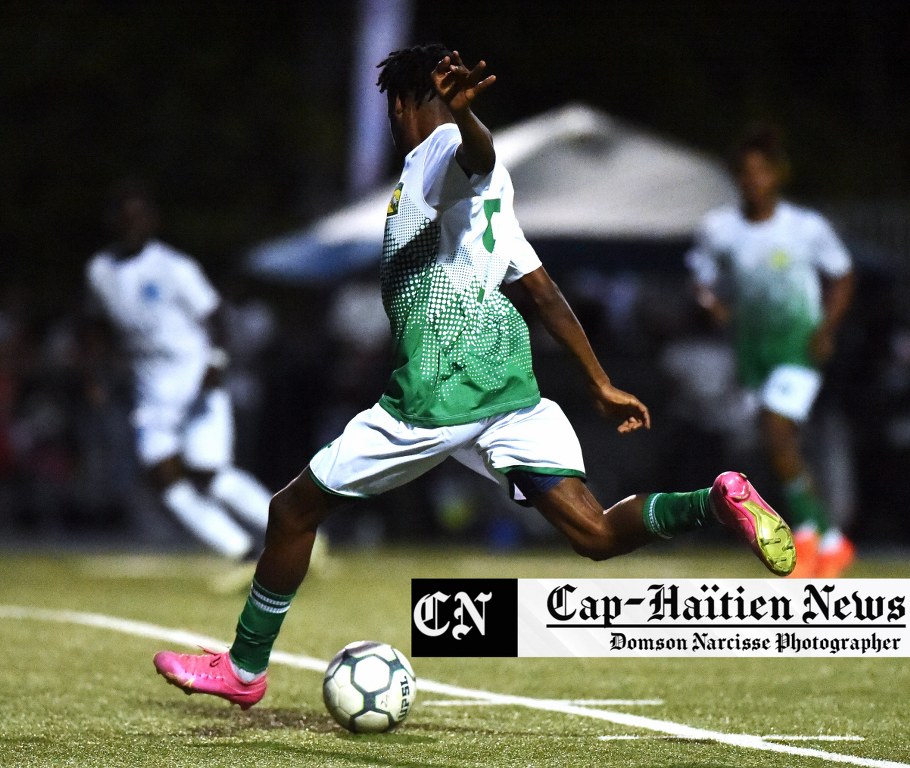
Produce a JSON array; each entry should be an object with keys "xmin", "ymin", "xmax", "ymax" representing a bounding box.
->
[
  {"xmin": 687, "ymin": 126, "xmax": 855, "ymax": 578},
  {"xmin": 153, "ymin": 44, "xmax": 794, "ymax": 709}
]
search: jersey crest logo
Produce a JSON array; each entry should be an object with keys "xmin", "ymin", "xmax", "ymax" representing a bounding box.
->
[
  {"xmin": 387, "ymin": 182, "xmax": 403, "ymax": 216},
  {"xmin": 141, "ymin": 282, "xmax": 161, "ymax": 301},
  {"xmin": 770, "ymin": 248, "xmax": 790, "ymax": 269}
]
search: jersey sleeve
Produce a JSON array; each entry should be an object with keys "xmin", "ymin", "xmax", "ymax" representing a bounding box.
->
[
  {"xmin": 422, "ymin": 125, "xmax": 489, "ymax": 210},
  {"xmin": 685, "ymin": 219, "xmax": 720, "ymax": 287},
  {"xmin": 809, "ymin": 214, "xmax": 852, "ymax": 278},
  {"xmin": 174, "ymin": 255, "xmax": 220, "ymax": 319},
  {"xmin": 501, "ymin": 222, "xmax": 542, "ymax": 283}
]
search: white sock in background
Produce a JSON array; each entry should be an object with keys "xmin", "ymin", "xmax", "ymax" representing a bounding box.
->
[
  {"xmin": 162, "ymin": 478, "xmax": 252, "ymax": 559},
  {"xmin": 819, "ymin": 527, "xmax": 846, "ymax": 552},
  {"xmin": 208, "ymin": 466, "xmax": 271, "ymax": 530}
]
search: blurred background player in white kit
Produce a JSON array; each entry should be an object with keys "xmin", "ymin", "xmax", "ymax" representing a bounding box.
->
[
  {"xmin": 686, "ymin": 126, "xmax": 856, "ymax": 578},
  {"xmin": 85, "ymin": 179, "xmax": 271, "ymax": 559}
]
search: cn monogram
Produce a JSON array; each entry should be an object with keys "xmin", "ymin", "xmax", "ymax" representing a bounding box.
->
[
  {"xmin": 413, "ymin": 591, "xmax": 492, "ymax": 640},
  {"xmin": 411, "ymin": 578, "xmax": 517, "ymax": 657}
]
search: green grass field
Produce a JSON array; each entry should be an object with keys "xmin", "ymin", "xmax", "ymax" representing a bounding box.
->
[{"xmin": 2, "ymin": 545, "xmax": 909, "ymax": 768}]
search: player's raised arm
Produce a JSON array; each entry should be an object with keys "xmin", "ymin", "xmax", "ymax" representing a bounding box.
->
[
  {"xmin": 693, "ymin": 280, "xmax": 731, "ymax": 327},
  {"xmin": 811, "ymin": 268, "xmax": 854, "ymax": 364},
  {"xmin": 516, "ymin": 266, "xmax": 650, "ymax": 433},
  {"xmin": 432, "ymin": 50, "xmax": 496, "ymax": 176}
]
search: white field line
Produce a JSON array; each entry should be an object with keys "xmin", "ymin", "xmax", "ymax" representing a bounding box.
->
[
  {"xmin": 765, "ymin": 737, "xmax": 867, "ymax": 743},
  {"xmin": 598, "ymin": 735, "xmax": 866, "ymax": 743},
  {"xmin": 424, "ymin": 698, "xmax": 664, "ymax": 707},
  {"xmin": 571, "ymin": 698, "xmax": 664, "ymax": 706},
  {"xmin": 1, "ymin": 605, "xmax": 906, "ymax": 768}
]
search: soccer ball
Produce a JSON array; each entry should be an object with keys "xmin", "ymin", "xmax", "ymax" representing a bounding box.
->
[{"xmin": 322, "ymin": 640, "xmax": 416, "ymax": 733}]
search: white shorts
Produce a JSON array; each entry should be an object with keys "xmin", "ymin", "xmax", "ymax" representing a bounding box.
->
[
  {"xmin": 758, "ymin": 364, "xmax": 823, "ymax": 423},
  {"xmin": 309, "ymin": 398, "xmax": 585, "ymax": 501},
  {"xmin": 133, "ymin": 386, "xmax": 234, "ymax": 470}
]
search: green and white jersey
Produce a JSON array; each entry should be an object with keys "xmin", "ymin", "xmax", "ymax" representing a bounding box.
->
[
  {"xmin": 378, "ymin": 123, "xmax": 542, "ymax": 427},
  {"xmin": 687, "ymin": 201, "xmax": 852, "ymax": 384}
]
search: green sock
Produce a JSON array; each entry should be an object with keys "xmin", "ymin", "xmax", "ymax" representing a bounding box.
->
[
  {"xmin": 643, "ymin": 488, "xmax": 713, "ymax": 539},
  {"xmin": 229, "ymin": 578, "xmax": 296, "ymax": 675},
  {"xmin": 783, "ymin": 474, "xmax": 827, "ymax": 533}
]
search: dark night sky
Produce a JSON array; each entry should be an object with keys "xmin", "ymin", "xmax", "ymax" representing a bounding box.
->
[{"xmin": 1, "ymin": 1, "xmax": 908, "ymax": 306}]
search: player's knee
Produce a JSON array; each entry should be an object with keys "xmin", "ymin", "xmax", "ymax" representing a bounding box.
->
[
  {"xmin": 268, "ymin": 484, "xmax": 319, "ymax": 535},
  {"xmin": 146, "ymin": 455, "xmax": 184, "ymax": 490},
  {"xmin": 268, "ymin": 469, "xmax": 338, "ymax": 535},
  {"xmin": 572, "ymin": 540, "xmax": 611, "ymax": 561},
  {"xmin": 569, "ymin": 528, "xmax": 630, "ymax": 562},
  {"xmin": 572, "ymin": 542, "xmax": 623, "ymax": 562}
]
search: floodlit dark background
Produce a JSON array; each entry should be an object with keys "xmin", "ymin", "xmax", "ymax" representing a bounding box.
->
[{"xmin": 1, "ymin": 1, "xmax": 909, "ymax": 551}]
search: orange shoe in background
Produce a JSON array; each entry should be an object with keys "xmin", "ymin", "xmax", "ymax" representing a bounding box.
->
[
  {"xmin": 817, "ymin": 536, "xmax": 856, "ymax": 578},
  {"xmin": 787, "ymin": 528, "xmax": 820, "ymax": 578}
]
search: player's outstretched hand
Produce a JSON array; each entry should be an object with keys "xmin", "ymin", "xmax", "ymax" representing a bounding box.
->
[
  {"xmin": 432, "ymin": 50, "xmax": 496, "ymax": 114},
  {"xmin": 589, "ymin": 382, "xmax": 651, "ymax": 434}
]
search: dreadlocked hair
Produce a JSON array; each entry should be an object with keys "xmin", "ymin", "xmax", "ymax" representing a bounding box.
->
[{"xmin": 377, "ymin": 43, "xmax": 453, "ymax": 107}]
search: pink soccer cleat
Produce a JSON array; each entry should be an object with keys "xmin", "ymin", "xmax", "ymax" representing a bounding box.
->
[
  {"xmin": 710, "ymin": 471, "xmax": 796, "ymax": 576},
  {"xmin": 153, "ymin": 649, "xmax": 267, "ymax": 710}
]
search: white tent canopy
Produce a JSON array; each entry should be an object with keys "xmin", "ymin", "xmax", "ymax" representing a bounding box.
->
[{"xmin": 247, "ymin": 103, "xmax": 736, "ymax": 283}]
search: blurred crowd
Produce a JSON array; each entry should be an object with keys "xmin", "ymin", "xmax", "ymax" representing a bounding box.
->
[{"xmin": 2, "ymin": 256, "xmax": 910, "ymax": 550}]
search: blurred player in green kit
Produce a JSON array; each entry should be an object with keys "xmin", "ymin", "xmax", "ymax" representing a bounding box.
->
[{"xmin": 687, "ymin": 125, "xmax": 856, "ymax": 578}]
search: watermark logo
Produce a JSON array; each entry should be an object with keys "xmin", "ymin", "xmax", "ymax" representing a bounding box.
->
[
  {"xmin": 413, "ymin": 590, "xmax": 492, "ymax": 639},
  {"xmin": 519, "ymin": 579, "xmax": 910, "ymax": 657},
  {"xmin": 411, "ymin": 579, "xmax": 517, "ymax": 657},
  {"xmin": 411, "ymin": 579, "xmax": 909, "ymax": 657}
]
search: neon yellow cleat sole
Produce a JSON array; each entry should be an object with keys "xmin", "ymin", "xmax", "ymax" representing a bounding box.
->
[{"xmin": 710, "ymin": 471, "xmax": 796, "ymax": 576}]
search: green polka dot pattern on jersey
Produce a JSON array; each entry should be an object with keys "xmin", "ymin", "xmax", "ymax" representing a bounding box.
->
[{"xmin": 378, "ymin": 192, "xmax": 540, "ymax": 427}]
